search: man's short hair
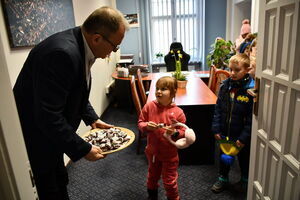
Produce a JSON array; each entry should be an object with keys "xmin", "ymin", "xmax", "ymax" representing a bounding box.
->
[
  {"xmin": 229, "ymin": 53, "xmax": 250, "ymax": 69},
  {"xmin": 82, "ymin": 6, "xmax": 129, "ymax": 37}
]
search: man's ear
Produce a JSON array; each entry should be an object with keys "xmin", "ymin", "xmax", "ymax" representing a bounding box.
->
[{"xmin": 92, "ymin": 33, "xmax": 102, "ymax": 44}]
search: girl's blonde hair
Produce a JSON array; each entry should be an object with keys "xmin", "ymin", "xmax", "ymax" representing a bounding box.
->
[
  {"xmin": 229, "ymin": 53, "xmax": 250, "ymax": 69},
  {"xmin": 156, "ymin": 76, "xmax": 178, "ymax": 98}
]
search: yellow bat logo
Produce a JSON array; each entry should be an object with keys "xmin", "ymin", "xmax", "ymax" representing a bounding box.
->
[{"xmin": 237, "ymin": 95, "xmax": 249, "ymax": 102}]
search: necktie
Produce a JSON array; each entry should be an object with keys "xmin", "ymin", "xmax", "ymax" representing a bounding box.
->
[
  {"xmin": 87, "ymin": 58, "xmax": 95, "ymax": 88},
  {"xmin": 88, "ymin": 58, "xmax": 95, "ymax": 67}
]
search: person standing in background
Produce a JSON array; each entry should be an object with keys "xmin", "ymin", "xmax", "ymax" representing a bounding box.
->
[{"xmin": 13, "ymin": 6, "xmax": 129, "ymax": 200}]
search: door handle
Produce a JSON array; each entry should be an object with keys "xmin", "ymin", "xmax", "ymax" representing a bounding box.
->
[{"xmin": 253, "ymin": 78, "xmax": 260, "ymax": 116}]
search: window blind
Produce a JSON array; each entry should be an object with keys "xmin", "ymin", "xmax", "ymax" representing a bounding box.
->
[{"xmin": 147, "ymin": 0, "xmax": 204, "ymax": 67}]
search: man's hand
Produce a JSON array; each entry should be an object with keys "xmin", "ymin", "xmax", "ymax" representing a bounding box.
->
[
  {"xmin": 84, "ymin": 145, "xmax": 105, "ymax": 161},
  {"xmin": 91, "ymin": 119, "xmax": 114, "ymax": 129},
  {"xmin": 214, "ymin": 134, "xmax": 222, "ymax": 140}
]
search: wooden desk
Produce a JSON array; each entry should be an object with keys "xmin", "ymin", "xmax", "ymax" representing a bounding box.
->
[
  {"xmin": 147, "ymin": 72, "xmax": 216, "ymax": 106},
  {"xmin": 112, "ymin": 71, "xmax": 156, "ymax": 81},
  {"xmin": 112, "ymin": 71, "xmax": 210, "ymax": 109},
  {"xmin": 147, "ymin": 72, "xmax": 217, "ymax": 165},
  {"xmin": 112, "ymin": 70, "xmax": 210, "ymax": 81}
]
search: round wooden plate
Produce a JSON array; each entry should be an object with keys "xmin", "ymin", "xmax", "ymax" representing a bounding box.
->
[{"xmin": 83, "ymin": 127, "xmax": 135, "ymax": 154}]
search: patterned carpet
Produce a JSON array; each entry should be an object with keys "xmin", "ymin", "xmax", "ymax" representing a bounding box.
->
[{"xmin": 67, "ymin": 105, "xmax": 247, "ymax": 200}]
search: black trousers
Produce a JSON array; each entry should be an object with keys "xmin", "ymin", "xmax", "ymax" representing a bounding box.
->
[
  {"xmin": 33, "ymin": 160, "xmax": 69, "ymax": 200},
  {"xmin": 219, "ymin": 143, "xmax": 250, "ymax": 179}
]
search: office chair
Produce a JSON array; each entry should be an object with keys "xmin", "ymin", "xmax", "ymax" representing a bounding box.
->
[
  {"xmin": 136, "ymin": 69, "xmax": 147, "ymax": 106},
  {"xmin": 129, "ymin": 76, "xmax": 147, "ymax": 154},
  {"xmin": 208, "ymin": 65, "xmax": 217, "ymax": 90},
  {"xmin": 211, "ymin": 69, "xmax": 230, "ymax": 95},
  {"xmin": 164, "ymin": 42, "xmax": 190, "ymax": 72},
  {"xmin": 130, "ymin": 76, "xmax": 142, "ymax": 117}
]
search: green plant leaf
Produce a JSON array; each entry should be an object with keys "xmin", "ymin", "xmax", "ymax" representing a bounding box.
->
[{"xmin": 206, "ymin": 38, "xmax": 235, "ymax": 68}]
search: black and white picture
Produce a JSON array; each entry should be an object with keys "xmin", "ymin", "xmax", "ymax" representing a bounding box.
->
[{"xmin": 1, "ymin": 0, "xmax": 75, "ymax": 48}]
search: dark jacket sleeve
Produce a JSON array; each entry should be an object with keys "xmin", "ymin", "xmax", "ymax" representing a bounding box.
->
[
  {"xmin": 82, "ymin": 101, "xmax": 99, "ymax": 126},
  {"xmin": 237, "ymin": 99, "xmax": 253, "ymax": 145},
  {"xmin": 36, "ymin": 51, "xmax": 91, "ymax": 161},
  {"xmin": 211, "ymin": 83, "xmax": 226, "ymax": 135}
]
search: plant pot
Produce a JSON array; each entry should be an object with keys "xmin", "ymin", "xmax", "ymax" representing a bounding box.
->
[{"xmin": 177, "ymin": 80, "xmax": 187, "ymax": 88}]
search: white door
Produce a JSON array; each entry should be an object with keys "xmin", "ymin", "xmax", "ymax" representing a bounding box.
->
[
  {"xmin": 0, "ymin": 33, "xmax": 38, "ymax": 199},
  {"xmin": 247, "ymin": 0, "xmax": 300, "ymax": 199}
]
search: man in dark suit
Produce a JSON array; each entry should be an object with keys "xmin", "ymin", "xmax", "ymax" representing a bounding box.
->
[{"xmin": 13, "ymin": 6, "xmax": 129, "ymax": 200}]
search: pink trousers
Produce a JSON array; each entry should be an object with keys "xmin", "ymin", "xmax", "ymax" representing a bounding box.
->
[{"xmin": 146, "ymin": 153, "xmax": 180, "ymax": 200}]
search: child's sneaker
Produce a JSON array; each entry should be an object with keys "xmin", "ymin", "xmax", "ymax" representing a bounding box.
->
[{"xmin": 211, "ymin": 176, "xmax": 229, "ymax": 193}]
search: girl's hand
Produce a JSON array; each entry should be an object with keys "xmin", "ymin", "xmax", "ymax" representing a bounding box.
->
[
  {"xmin": 164, "ymin": 126, "xmax": 175, "ymax": 135},
  {"xmin": 236, "ymin": 140, "xmax": 245, "ymax": 148},
  {"xmin": 214, "ymin": 134, "xmax": 222, "ymax": 140},
  {"xmin": 163, "ymin": 132, "xmax": 171, "ymax": 139},
  {"xmin": 146, "ymin": 121, "xmax": 159, "ymax": 131}
]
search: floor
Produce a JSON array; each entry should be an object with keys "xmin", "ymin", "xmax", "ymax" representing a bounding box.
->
[{"xmin": 67, "ymin": 105, "xmax": 247, "ymax": 200}]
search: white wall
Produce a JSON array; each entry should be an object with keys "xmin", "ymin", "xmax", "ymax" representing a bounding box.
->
[
  {"xmin": 0, "ymin": 33, "xmax": 37, "ymax": 200},
  {"xmin": 250, "ymin": 0, "xmax": 259, "ymax": 33},
  {"xmin": 226, "ymin": 0, "xmax": 252, "ymax": 41}
]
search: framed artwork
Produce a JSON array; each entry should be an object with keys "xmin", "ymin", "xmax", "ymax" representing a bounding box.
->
[
  {"xmin": 1, "ymin": 0, "xmax": 75, "ymax": 48},
  {"xmin": 124, "ymin": 13, "xmax": 139, "ymax": 28}
]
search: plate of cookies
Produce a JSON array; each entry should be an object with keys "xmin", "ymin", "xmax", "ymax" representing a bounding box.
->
[{"xmin": 83, "ymin": 127, "xmax": 135, "ymax": 154}]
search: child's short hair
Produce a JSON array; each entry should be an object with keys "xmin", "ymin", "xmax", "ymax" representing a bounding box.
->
[
  {"xmin": 229, "ymin": 53, "xmax": 250, "ymax": 69},
  {"xmin": 156, "ymin": 76, "xmax": 178, "ymax": 97}
]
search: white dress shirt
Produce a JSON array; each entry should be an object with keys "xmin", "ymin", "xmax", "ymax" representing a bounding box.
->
[{"xmin": 81, "ymin": 31, "xmax": 95, "ymax": 88}]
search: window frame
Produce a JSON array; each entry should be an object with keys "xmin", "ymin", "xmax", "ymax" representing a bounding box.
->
[{"xmin": 146, "ymin": 0, "xmax": 205, "ymax": 69}]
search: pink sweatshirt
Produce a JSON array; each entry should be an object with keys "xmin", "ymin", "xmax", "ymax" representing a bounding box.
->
[{"xmin": 138, "ymin": 100, "xmax": 186, "ymax": 162}]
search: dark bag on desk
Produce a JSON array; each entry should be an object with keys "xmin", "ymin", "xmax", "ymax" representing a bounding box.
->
[{"xmin": 128, "ymin": 65, "xmax": 149, "ymax": 75}]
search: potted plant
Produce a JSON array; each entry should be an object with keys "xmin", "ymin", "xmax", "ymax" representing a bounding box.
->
[
  {"xmin": 171, "ymin": 50, "xmax": 187, "ymax": 88},
  {"xmin": 206, "ymin": 37, "xmax": 234, "ymax": 69},
  {"xmin": 155, "ymin": 52, "xmax": 164, "ymax": 63}
]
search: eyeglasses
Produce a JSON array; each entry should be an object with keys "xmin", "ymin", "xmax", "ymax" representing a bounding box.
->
[{"xmin": 95, "ymin": 33, "xmax": 119, "ymax": 52}]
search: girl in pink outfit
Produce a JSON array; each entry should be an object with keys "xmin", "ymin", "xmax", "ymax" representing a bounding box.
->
[{"xmin": 138, "ymin": 76, "xmax": 186, "ymax": 200}]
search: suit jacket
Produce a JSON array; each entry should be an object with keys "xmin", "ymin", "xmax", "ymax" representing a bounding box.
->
[{"xmin": 13, "ymin": 27, "xmax": 98, "ymax": 174}]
